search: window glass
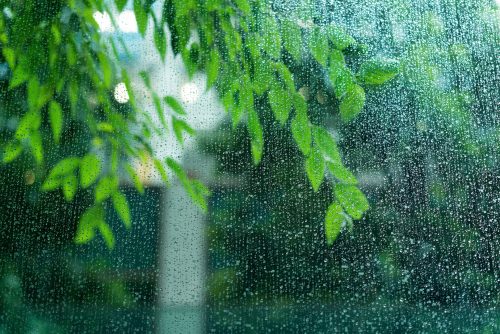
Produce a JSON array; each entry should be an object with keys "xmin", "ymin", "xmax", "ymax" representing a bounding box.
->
[{"xmin": 0, "ymin": 0, "xmax": 498, "ymax": 333}]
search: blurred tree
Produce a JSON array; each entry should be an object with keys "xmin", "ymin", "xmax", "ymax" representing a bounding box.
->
[{"xmin": 0, "ymin": 0, "xmax": 395, "ymax": 248}]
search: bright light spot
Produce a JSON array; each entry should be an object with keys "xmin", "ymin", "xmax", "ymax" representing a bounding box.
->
[
  {"xmin": 180, "ymin": 82, "xmax": 201, "ymax": 104},
  {"xmin": 3, "ymin": 7, "xmax": 13, "ymax": 19},
  {"xmin": 93, "ymin": 12, "xmax": 114, "ymax": 32},
  {"xmin": 118, "ymin": 10, "xmax": 138, "ymax": 33},
  {"xmin": 297, "ymin": 19, "xmax": 314, "ymax": 29},
  {"xmin": 114, "ymin": 83, "xmax": 129, "ymax": 104}
]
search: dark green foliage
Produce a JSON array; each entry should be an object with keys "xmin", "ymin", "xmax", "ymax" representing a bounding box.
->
[{"xmin": 203, "ymin": 0, "xmax": 500, "ymax": 332}]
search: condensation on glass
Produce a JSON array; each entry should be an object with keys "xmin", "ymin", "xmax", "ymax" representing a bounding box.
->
[{"xmin": 0, "ymin": 0, "xmax": 498, "ymax": 333}]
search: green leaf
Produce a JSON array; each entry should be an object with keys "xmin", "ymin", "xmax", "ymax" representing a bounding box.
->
[
  {"xmin": 66, "ymin": 42, "xmax": 77, "ymax": 66},
  {"xmin": 172, "ymin": 117, "xmax": 195, "ymax": 144},
  {"xmin": 310, "ymin": 28, "xmax": 329, "ymax": 66},
  {"xmin": 134, "ymin": 0, "xmax": 148, "ymax": 37},
  {"xmin": 154, "ymin": 24, "xmax": 167, "ymax": 61},
  {"xmin": 328, "ymin": 50, "xmax": 353, "ymax": 99},
  {"xmin": 97, "ymin": 122, "xmax": 114, "ymax": 133},
  {"xmin": 41, "ymin": 176, "xmax": 61, "ymax": 192},
  {"xmin": 327, "ymin": 162, "xmax": 358, "ymax": 185},
  {"xmin": 139, "ymin": 70, "xmax": 151, "ymax": 89},
  {"xmin": 98, "ymin": 221, "xmax": 115, "ymax": 249},
  {"xmin": 332, "ymin": 67, "xmax": 354, "ymax": 100},
  {"xmin": 75, "ymin": 206, "xmax": 103, "ymax": 245},
  {"xmin": 239, "ymin": 80, "xmax": 254, "ymax": 109},
  {"xmin": 252, "ymin": 60, "xmax": 272, "ymax": 95},
  {"xmin": 9, "ymin": 64, "xmax": 29, "ymax": 89},
  {"xmin": 98, "ymin": 52, "xmax": 112, "ymax": 88},
  {"xmin": 233, "ymin": 0, "xmax": 250, "ymax": 14},
  {"xmin": 191, "ymin": 179, "xmax": 210, "ymax": 197},
  {"xmin": 312, "ymin": 126, "xmax": 341, "ymax": 164},
  {"xmin": 49, "ymin": 157, "xmax": 81, "ymax": 176},
  {"xmin": 2, "ymin": 47, "xmax": 15, "ymax": 68},
  {"xmin": 27, "ymin": 78, "xmax": 40, "ymax": 111},
  {"xmin": 182, "ymin": 44, "xmax": 200, "ymax": 78},
  {"xmin": 2, "ymin": 142, "xmax": 23, "ymax": 163},
  {"xmin": 75, "ymin": 205, "xmax": 115, "ymax": 249},
  {"xmin": 328, "ymin": 25, "xmax": 355, "ymax": 51},
  {"xmin": 112, "ymin": 192, "xmax": 131, "ymax": 229},
  {"xmin": 339, "ymin": 84, "xmax": 365, "ymax": 122},
  {"xmin": 269, "ymin": 85, "xmax": 291, "ymax": 125},
  {"xmin": 153, "ymin": 158, "xmax": 169, "ymax": 185},
  {"xmin": 125, "ymin": 164, "xmax": 144, "ymax": 194},
  {"xmin": 74, "ymin": 204, "xmax": 116, "ymax": 249},
  {"xmin": 29, "ymin": 131, "xmax": 43, "ymax": 164},
  {"xmin": 190, "ymin": 179, "xmax": 209, "ymax": 211},
  {"xmin": 275, "ymin": 63, "xmax": 295, "ymax": 93},
  {"xmin": 281, "ymin": 19, "xmax": 302, "ymax": 61},
  {"xmin": 153, "ymin": 93, "xmax": 168, "ymax": 129},
  {"xmin": 261, "ymin": 18, "xmax": 281, "ymax": 60},
  {"xmin": 80, "ymin": 154, "xmax": 101, "ymax": 188},
  {"xmin": 166, "ymin": 157, "xmax": 208, "ymax": 211},
  {"xmin": 305, "ymin": 146, "xmax": 325, "ymax": 192},
  {"xmin": 247, "ymin": 107, "xmax": 264, "ymax": 165},
  {"xmin": 358, "ymin": 59, "xmax": 400, "ymax": 85},
  {"xmin": 37, "ymin": 85, "xmax": 53, "ymax": 109},
  {"xmin": 62, "ymin": 174, "xmax": 78, "ymax": 201},
  {"xmin": 206, "ymin": 50, "xmax": 220, "ymax": 89},
  {"xmin": 95, "ymin": 175, "xmax": 119, "ymax": 203},
  {"xmin": 329, "ymin": 50, "xmax": 345, "ymax": 75},
  {"xmin": 164, "ymin": 96, "xmax": 186, "ymax": 115},
  {"xmin": 324, "ymin": 201, "xmax": 345, "ymax": 245},
  {"xmin": 245, "ymin": 32, "xmax": 260, "ymax": 61},
  {"xmin": 43, "ymin": 157, "xmax": 80, "ymax": 191},
  {"xmin": 121, "ymin": 69, "xmax": 136, "ymax": 108},
  {"xmin": 115, "ymin": 0, "xmax": 128, "ymax": 12},
  {"xmin": 222, "ymin": 89, "xmax": 234, "ymax": 114},
  {"xmin": 291, "ymin": 94, "xmax": 311, "ymax": 156},
  {"xmin": 166, "ymin": 158, "xmax": 189, "ymax": 184},
  {"xmin": 167, "ymin": 8, "xmax": 186, "ymax": 55},
  {"xmin": 334, "ymin": 184, "xmax": 369, "ymax": 220},
  {"xmin": 15, "ymin": 110, "xmax": 41, "ymax": 140},
  {"xmin": 110, "ymin": 145, "xmax": 120, "ymax": 173},
  {"xmin": 68, "ymin": 80, "xmax": 79, "ymax": 110},
  {"xmin": 48, "ymin": 101, "xmax": 63, "ymax": 144},
  {"xmin": 229, "ymin": 82, "xmax": 248, "ymax": 126},
  {"xmin": 230, "ymin": 104, "xmax": 244, "ymax": 127}
]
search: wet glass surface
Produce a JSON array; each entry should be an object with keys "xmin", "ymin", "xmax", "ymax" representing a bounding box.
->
[{"xmin": 0, "ymin": 0, "xmax": 499, "ymax": 333}]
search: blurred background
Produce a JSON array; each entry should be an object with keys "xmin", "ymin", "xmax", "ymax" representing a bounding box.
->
[{"xmin": 1, "ymin": 0, "xmax": 499, "ymax": 333}]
